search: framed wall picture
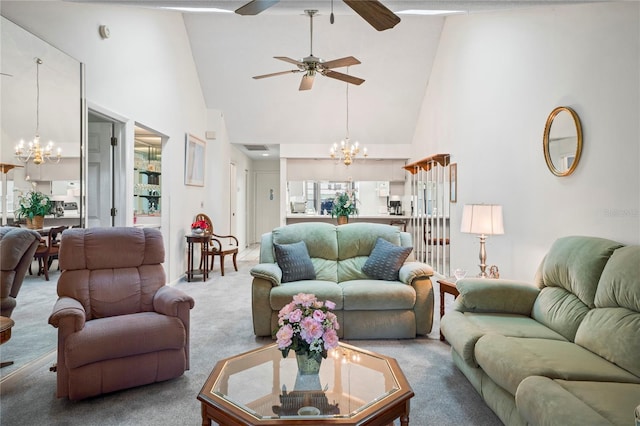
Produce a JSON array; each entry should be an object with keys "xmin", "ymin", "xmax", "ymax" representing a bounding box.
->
[
  {"xmin": 450, "ymin": 163, "xmax": 457, "ymax": 203},
  {"xmin": 185, "ymin": 133, "xmax": 205, "ymax": 186}
]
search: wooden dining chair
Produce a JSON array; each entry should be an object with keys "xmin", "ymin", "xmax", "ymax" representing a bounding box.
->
[
  {"xmin": 195, "ymin": 213, "xmax": 239, "ymax": 276},
  {"xmin": 32, "ymin": 226, "xmax": 67, "ymax": 281}
]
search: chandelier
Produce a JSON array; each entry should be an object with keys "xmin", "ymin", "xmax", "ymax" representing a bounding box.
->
[
  {"xmin": 15, "ymin": 58, "xmax": 61, "ymax": 165},
  {"xmin": 330, "ymin": 72, "xmax": 367, "ymax": 166}
]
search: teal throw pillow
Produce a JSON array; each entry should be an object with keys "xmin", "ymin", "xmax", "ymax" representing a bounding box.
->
[
  {"xmin": 274, "ymin": 241, "xmax": 316, "ymax": 283},
  {"xmin": 363, "ymin": 237, "xmax": 412, "ymax": 281}
]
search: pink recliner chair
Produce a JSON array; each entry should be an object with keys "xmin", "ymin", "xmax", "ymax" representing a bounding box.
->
[
  {"xmin": 0, "ymin": 226, "xmax": 41, "ymax": 318},
  {"xmin": 49, "ymin": 227, "xmax": 195, "ymax": 400}
]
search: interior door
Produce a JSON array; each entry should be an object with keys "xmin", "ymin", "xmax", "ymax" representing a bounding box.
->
[
  {"xmin": 254, "ymin": 171, "xmax": 279, "ymax": 242},
  {"xmin": 87, "ymin": 121, "xmax": 113, "ymax": 227}
]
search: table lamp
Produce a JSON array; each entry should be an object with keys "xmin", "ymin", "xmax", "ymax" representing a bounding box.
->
[{"xmin": 460, "ymin": 204, "xmax": 504, "ymax": 278}]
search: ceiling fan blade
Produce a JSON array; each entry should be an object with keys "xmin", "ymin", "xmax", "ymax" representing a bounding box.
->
[
  {"xmin": 322, "ymin": 70, "xmax": 365, "ymax": 86},
  {"xmin": 321, "ymin": 56, "xmax": 361, "ymax": 70},
  {"xmin": 299, "ymin": 75, "xmax": 314, "ymax": 91},
  {"xmin": 274, "ymin": 56, "xmax": 305, "ymax": 67},
  {"xmin": 343, "ymin": 0, "xmax": 401, "ymax": 31},
  {"xmin": 253, "ymin": 70, "xmax": 300, "ymax": 79},
  {"xmin": 235, "ymin": 0, "xmax": 279, "ymax": 15}
]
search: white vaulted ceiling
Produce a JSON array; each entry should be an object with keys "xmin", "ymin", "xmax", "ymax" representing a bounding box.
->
[{"xmin": 67, "ymin": 1, "xmax": 602, "ymax": 158}]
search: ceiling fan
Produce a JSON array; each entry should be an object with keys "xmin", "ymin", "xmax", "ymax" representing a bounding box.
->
[
  {"xmin": 236, "ymin": 0, "xmax": 401, "ymax": 32},
  {"xmin": 252, "ymin": 9, "xmax": 365, "ymax": 91}
]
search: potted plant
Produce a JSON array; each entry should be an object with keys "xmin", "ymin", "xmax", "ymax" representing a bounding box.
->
[
  {"xmin": 15, "ymin": 190, "xmax": 52, "ymax": 229},
  {"xmin": 331, "ymin": 190, "xmax": 358, "ymax": 225}
]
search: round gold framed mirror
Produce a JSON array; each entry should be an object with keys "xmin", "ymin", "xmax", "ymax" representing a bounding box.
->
[{"xmin": 543, "ymin": 106, "xmax": 583, "ymax": 177}]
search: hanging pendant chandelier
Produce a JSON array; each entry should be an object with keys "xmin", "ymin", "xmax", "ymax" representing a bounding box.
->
[
  {"xmin": 14, "ymin": 57, "xmax": 61, "ymax": 165},
  {"xmin": 330, "ymin": 71, "xmax": 367, "ymax": 166}
]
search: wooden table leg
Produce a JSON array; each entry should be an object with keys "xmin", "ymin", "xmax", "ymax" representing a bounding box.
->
[
  {"xmin": 439, "ymin": 289, "xmax": 445, "ymax": 341},
  {"xmin": 201, "ymin": 240, "xmax": 208, "ymax": 281},
  {"xmin": 187, "ymin": 240, "xmax": 194, "ymax": 282},
  {"xmin": 201, "ymin": 403, "xmax": 211, "ymax": 426},
  {"xmin": 400, "ymin": 399, "xmax": 410, "ymax": 426}
]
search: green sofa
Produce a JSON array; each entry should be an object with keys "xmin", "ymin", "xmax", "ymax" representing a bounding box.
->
[
  {"xmin": 441, "ymin": 236, "xmax": 640, "ymax": 425},
  {"xmin": 250, "ymin": 222, "xmax": 434, "ymax": 339}
]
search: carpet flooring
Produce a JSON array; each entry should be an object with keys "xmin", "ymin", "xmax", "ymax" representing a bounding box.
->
[{"xmin": 0, "ymin": 260, "xmax": 501, "ymax": 425}]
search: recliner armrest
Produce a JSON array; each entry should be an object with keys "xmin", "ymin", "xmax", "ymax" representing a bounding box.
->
[
  {"xmin": 153, "ymin": 286, "xmax": 195, "ymax": 316},
  {"xmin": 250, "ymin": 263, "xmax": 282, "ymax": 286},
  {"xmin": 454, "ymin": 278, "xmax": 540, "ymax": 315},
  {"xmin": 399, "ymin": 262, "xmax": 433, "ymax": 285},
  {"xmin": 48, "ymin": 297, "xmax": 86, "ymax": 332}
]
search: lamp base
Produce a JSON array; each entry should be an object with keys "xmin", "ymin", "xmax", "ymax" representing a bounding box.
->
[{"xmin": 477, "ymin": 234, "xmax": 488, "ymax": 278}]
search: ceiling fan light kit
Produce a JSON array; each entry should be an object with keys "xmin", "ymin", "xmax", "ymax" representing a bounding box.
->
[{"xmin": 252, "ymin": 10, "xmax": 365, "ymax": 91}]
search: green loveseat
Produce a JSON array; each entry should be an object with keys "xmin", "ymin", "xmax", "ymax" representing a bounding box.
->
[
  {"xmin": 250, "ymin": 222, "xmax": 434, "ymax": 339},
  {"xmin": 441, "ymin": 236, "xmax": 640, "ymax": 425}
]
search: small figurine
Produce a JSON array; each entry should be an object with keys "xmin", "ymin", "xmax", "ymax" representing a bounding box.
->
[{"xmin": 489, "ymin": 265, "xmax": 500, "ymax": 279}]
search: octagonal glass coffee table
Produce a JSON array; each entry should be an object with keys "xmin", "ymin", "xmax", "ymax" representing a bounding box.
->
[{"xmin": 198, "ymin": 342, "xmax": 414, "ymax": 425}]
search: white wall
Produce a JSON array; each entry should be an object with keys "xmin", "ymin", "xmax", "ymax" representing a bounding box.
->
[
  {"xmin": 413, "ymin": 2, "xmax": 640, "ymax": 281},
  {"xmin": 1, "ymin": 1, "xmax": 251, "ymax": 283}
]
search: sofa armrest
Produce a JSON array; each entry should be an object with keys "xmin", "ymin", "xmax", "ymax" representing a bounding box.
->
[
  {"xmin": 399, "ymin": 262, "xmax": 433, "ymax": 285},
  {"xmin": 454, "ymin": 278, "xmax": 539, "ymax": 315},
  {"xmin": 153, "ymin": 286, "xmax": 195, "ymax": 316},
  {"xmin": 397, "ymin": 262, "xmax": 434, "ymax": 336},
  {"xmin": 48, "ymin": 297, "xmax": 86, "ymax": 332},
  {"xmin": 250, "ymin": 263, "xmax": 282, "ymax": 286}
]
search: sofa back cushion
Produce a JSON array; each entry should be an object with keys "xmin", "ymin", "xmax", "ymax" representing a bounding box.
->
[
  {"xmin": 336, "ymin": 223, "xmax": 405, "ymax": 282},
  {"xmin": 263, "ymin": 223, "xmax": 410, "ymax": 283},
  {"xmin": 57, "ymin": 227, "xmax": 166, "ymax": 320},
  {"xmin": 575, "ymin": 245, "xmax": 640, "ymax": 377},
  {"xmin": 532, "ymin": 236, "xmax": 623, "ymax": 341},
  {"xmin": 271, "ymin": 222, "xmax": 338, "ymax": 282}
]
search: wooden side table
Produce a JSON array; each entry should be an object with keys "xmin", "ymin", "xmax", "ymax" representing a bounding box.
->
[
  {"xmin": 437, "ymin": 278, "xmax": 459, "ymax": 342},
  {"xmin": 186, "ymin": 234, "xmax": 211, "ymax": 282}
]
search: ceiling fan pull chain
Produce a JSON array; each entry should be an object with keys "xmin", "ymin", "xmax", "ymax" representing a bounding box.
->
[{"xmin": 330, "ymin": 0, "xmax": 335, "ymax": 24}]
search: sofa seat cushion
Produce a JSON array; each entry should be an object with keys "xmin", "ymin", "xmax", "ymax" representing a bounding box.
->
[
  {"xmin": 476, "ymin": 335, "xmax": 640, "ymax": 395},
  {"xmin": 341, "ymin": 280, "xmax": 415, "ymax": 310},
  {"xmin": 64, "ymin": 312, "xmax": 186, "ymax": 369},
  {"xmin": 516, "ymin": 376, "xmax": 640, "ymax": 426},
  {"xmin": 441, "ymin": 311, "xmax": 568, "ymax": 367},
  {"xmin": 270, "ymin": 281, "xmax": 344, "ymax": 311}
]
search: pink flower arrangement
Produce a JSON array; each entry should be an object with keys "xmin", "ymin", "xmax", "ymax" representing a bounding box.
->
[
  {"xmin": 276, "ymin": 293, "xmax": 340, "ymax": 361},
  {"xmin": 191, "ymin": 219, "xmax": 208, "ymax": 230}
]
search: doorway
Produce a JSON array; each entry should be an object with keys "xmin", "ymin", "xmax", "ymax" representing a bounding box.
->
[
  {"xmin": 254, "ymin": 171, "xmax": 280, "ymax": 242},
  {"xmin": 133, "ymin": 126, "xmax": 163, "ymax": 228},
  {"xmin": 87, "ymin": 111, "xmax": 125, "ymax": 227}
]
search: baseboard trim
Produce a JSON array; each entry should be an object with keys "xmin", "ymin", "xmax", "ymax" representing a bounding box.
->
[{"xmin": 0, "ymin": 349, "xmax": 56, "ymax": 392}]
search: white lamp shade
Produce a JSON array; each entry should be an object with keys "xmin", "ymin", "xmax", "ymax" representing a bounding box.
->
[{"xmin": 460, "ymin": 204, "xmax": 504, "ymax": 235}]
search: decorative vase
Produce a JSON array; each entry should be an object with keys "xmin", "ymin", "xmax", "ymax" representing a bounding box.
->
[
  {"xmin": 337, "ymin": 215, "xmax": 348, "ymax": 225},
  {"xmin": 26, "ymin": 215, "xmax": 44, "ymax": 230},
  {"xmin": 192, "ymin": 227, "xmax": 204, "ymax": 235},
  {"xmin": 296, "ymin": 352, "xmax": 322, "ymax": 375}
]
